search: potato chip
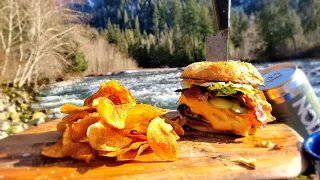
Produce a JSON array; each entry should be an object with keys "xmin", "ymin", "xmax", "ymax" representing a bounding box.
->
[
  {"xmin": 60, "ymin": 104, "xmax": 93, "ymax": 114},
  {"xmin": 57, "ymin": 121, "xmax": 67, "ymax": 134},
  {"xmin": 84, "ymin": 80, "xmax": 136, "ymax": 106},
  {"xmin": 42, "ymin": 79, "xmax": 182, "ymax": 163},
  {"xmin": 87, "ymin": 122, "xmax": 132, "ymax": 151},
  {"xmin": 72, "ymin": 112, "xmax": 100, "ymax": 142},
  {"xmin": 125, "ymin": 104, "xmax": 167, "ymax": 129},
  {"xmin": 147, "ymin": 117, "xmax": 179, "ymax": 161},
  {"xmin": 93, "ymin": 97, "xmax": 133, "ymax": 129},
  {"xmin": 42, "ymin": 140, "xmax": 66, "ymax": 158},
  {"xmin": 165, "ymin": 119, "xmax": 185, "ymax": 136},
  {"xmin": 131, "ymin": 121, "xmax": 150, "ymax": 135},
  {"xmin": 62, "ymin": 111, "xmax": 90, "ymax": 123},
  {"xmin": 62, "ymin": 125, "xmax": 73, "ymax": 145},
  {"xmin": 116, "ymin": 143, "xmax": 150, "ymax": 161},
  {"xmin": 62, "ymin": 142, "xmax": 96, "ymax": 163},
  {"xmin": 99, "ymin": 141, "xmax": 146, "ymax": 157},
  {"xmin": 57, "ymin": 111, "xmax": 90, "ymax": 134},
  {"xmin": 127, "ymin": 133, "xmax": 147, "ymax": 140}
]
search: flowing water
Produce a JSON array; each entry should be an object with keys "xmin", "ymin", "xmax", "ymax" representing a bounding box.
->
[{"xmin": 32, "ymin": 60, "xmax": 320, "ymax": 120}]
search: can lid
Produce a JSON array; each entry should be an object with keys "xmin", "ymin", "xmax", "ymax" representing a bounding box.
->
[{"xmin": 259, "ymin": 63, "xmax": 297, "ymax": 90}]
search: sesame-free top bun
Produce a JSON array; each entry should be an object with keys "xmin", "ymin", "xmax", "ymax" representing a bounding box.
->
[{"xmin": 180, "ymin": 61, "xmax": 264, "ymax": 86}]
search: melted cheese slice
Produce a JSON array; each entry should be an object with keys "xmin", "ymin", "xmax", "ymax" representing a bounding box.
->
[{"xmin": 179, "ymin": 94, "xmax": 259, "ymax": 136}]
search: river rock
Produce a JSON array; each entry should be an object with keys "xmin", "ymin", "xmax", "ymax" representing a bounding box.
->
[
  {"xmin": 0, "ymin": 112, "xmax": 9, "ymax": 122},
  {"xmin": 0, "ymin": 131, "xmax": 8, "ymax": 139},
  {"xmin": 7, "ymin": 105, "xmax": 16, "ymax": 113},
  {"xmin": 33, "ymin": 118, "xmax": 45, "ymax": 126},
  {"xmin": 7, "ymin": 125, "xmax": 24, "ymax": 134},
  {"xmin": 9, "ymin": 112, "xmax": 20, "ymax": 123},
  {"xmin": 0, "ymin": 102, "xmax": 4, "ymax": 112},
  {"xmin": 0, "ymin": 121, "xmax": 10, "ymax": 131},
  {"xmin": 16, "ymin": 91, "xmax": 31, "ymax": 103},
  {"xmin": 20, "ymin": 104, "xmax": 29, "ymax": 110},
  {"xmin": 32, "ymin": 111, "xmax": 46, "ymax": 120},
  {"xmin": 31, "ymin": 111, "xmax": 46, "ymax": 126}
]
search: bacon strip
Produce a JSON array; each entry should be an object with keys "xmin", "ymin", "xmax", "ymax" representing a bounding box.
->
[
  {"xmin": 181, "ymin": 86, "xmax": 207, "ymax": 101},
  {"xmin": 238, "ymin": 90, "xmax": 275, "ymax": 124}
]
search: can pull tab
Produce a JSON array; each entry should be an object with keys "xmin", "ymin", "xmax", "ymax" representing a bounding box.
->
[{"xmin": 266, "ymin": 72, "xmax": 282, "ymax": 82}]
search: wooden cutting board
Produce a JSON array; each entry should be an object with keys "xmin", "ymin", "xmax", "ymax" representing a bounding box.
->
[{"xmin": 0, "ymin": 112, "xmax": 307, "ymax": 180}]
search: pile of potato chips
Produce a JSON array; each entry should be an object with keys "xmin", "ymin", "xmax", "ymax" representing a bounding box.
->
[{"xmin": 42, "ymin": 80, "xmax": 184, "ymax": 162}]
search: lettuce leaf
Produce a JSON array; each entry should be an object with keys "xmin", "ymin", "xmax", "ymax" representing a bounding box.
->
[{"xmin": 205, "ymin": 82, "xmax": 253, "ymax": 96}]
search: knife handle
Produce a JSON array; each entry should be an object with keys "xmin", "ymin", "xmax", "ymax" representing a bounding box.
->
[{"xmin": 212, "ymin": 0, "xmax": 230, "ymax": 30}]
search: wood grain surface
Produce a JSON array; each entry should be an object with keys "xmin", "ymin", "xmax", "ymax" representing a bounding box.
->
[{"xmin": 0, "ymin": 112, "xmax": 307, "ymax": 180}]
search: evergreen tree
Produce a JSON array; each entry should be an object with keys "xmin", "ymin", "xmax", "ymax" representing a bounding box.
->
[
  {"xmin": 107, "ymin": 18, "xmax": 116, "ymax": 43},
  {"xmin": 182, "ymin": 0, "xmax": 200, "ymax": 61},
  {"xmin": 152, "ymin": 2, "xmax": 160, "ymax": 40},
  {"xmin": 134, "ymin": 16, "xmax": 141, "ymax": 40},
  {"xmin": 117, "ymin": 8, "xmax": 122, "ymax": 27},
  {"xmin": 124, "ymin": 10, "xmax": 129, "ymax": 29},
  {"xmin": 230, "ymin": 8, "xmax": 249, "ymax": 48},
  {"xmin": 255, "ymin": 0, "xmax": 299, "ymax": 58},
  {"xmin": 297, "ymin": 0, "xmax": 320, "ymax": 33},
  {"xmin": 172, "ymin": 0, "xmax": 182, "ymax": 31},
  {"xmin": 199, "ymin": 7, "xmax": 215, "ymax": 42},
  {"xmin": 142, "ymin": 30, "xmax": 148, "ymax": 40}
]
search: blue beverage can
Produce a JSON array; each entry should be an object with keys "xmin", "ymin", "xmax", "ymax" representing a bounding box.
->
[{"xmin": 259, "ymin": 63, "xmax": 320, "ymax": 138}]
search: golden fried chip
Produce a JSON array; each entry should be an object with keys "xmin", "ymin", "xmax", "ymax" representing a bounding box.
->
[
  {"xmin": 72, "ymin": 113, "xmax": 100, "ymax": 142},
  {"xmin": 58, "ymin": 111, "xmax": 89, "ymax": 135},
  {"xmin": 116, "ymin": 143, "xmax": 150, "ymax": 161},
  {"xmin": 62, "ymin": 111, "xmax": 90, "ymax": 123},
  {"xmin": 99, "ymin": 141, "xmax": 146, "ymax": 157},
  {"xmin": 147, "ymin": 117, "xmax": 179, "ymax": 161},
  {"xmin": 57, "ymin": 121, "xmax": 67, "ymax": 134},
  {"xmin": 62, "ymin": 125, "xmax": 73, "ymax": 145},
  {"xmin": 127, "ymin": 133, "xmax": 147, "ymax": 140},
  {"xmin": 84, "ymin": 80, "xmax": 136, "ymax": 106},
  {"xmin": 238, "ymin": 156, "xmax": 256, "ymax": 169},
  {"xmin": 87, "ymin": 122, "xmax": 132, "ymax": 151},
  {"xmin": 131, "ymin": 121, "xmax": 149, "ymax": 135},
  {"xmin": 165, "ymin": 119, "xmax": 185, "ymax": 136},
  {"xmin": 125, "ymin": 104, "xmax": 167, "ymax": 129},
  {"xmin": 60, "ymin": 104, "xmax": 93, "ymax": 114},
  {"xmin": 93, "ymin": 97, "xmax": 133, "ymax": 129},
  {"xmin": 62, "ymin": 142, "xmax": 96, "ymax": 163},
  {"xmin": 42, "ymin": 140, "xmax": 66, "ymax": 158}
]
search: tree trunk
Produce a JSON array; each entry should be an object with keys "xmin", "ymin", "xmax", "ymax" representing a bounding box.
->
[
  {"xmin": 13, "ymin": 2, "xmax": 24, "ymax": 87},
  {"xmin": 291, "ymin": 36, "xmax": 297, "ymax": 57},
  {"xmin": 1, "ymin": 0, "xmax": 14, "ymax": 79}
]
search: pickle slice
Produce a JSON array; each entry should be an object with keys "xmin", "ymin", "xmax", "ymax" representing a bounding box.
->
[{"xmin": 209, "ymin": 97, "xmax": 233, "ymax": 109}]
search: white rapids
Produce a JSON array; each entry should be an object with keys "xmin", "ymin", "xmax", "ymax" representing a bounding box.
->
[{"xmin": 32, "ymin": 60, "xmax": 320, "ymax": 119}]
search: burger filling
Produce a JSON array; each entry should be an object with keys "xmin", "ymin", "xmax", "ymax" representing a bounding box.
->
[{"xmin": 177, "ymin": 80, "xmax": 275, "ymax": 136}]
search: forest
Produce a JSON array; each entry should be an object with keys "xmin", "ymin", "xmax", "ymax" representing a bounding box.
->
[
  {"xmin": 230, "ymin": 0, "xmax": 320, "ymax": 61},
  {"xmin": 78, "ymin": 0, "xmax": 217, "ymax": 68}
]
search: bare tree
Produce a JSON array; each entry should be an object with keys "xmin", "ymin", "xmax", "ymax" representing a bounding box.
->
[
  {"xmin": 0, "ymin": 0, "xmax": 23, "ymax": 82},
  {"xmin": 17, "ymin": 0, "xmax": 76, "ymax": 88}
]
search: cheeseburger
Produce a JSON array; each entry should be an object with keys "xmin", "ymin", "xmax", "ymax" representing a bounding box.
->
[{"xmin": 177, "ymin": 61, "xmax": 275, "ymax": 136}]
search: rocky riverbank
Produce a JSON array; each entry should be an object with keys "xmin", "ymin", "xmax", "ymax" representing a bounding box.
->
[{"xmin": 0, "ymin": 86, "xmax": 51, "ymax": 139}]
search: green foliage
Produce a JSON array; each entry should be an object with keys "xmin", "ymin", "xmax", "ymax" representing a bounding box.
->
[
  {"xmin": 152, "ymin": 2, "xmax": 160, "ymax": 39},
  {"xmin": 72, "ymin": 49, "xmax": 88, "ymax": 73},
  {"xmin": 134, "ymin": 16, "xmax": 141, "ymax": 40},
  {"xmin": 255, "ymin": 0, "xmax": 300, "ymax": 58},
  {"xmin": 297, "ymin": 0, "xmax": 320, "ymax": 34},
  {"xmin": 230, "ymin": 9, "xmax": 249, "ymax": 48}
]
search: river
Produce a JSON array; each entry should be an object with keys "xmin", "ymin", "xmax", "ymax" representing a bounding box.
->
[{"xmin": 32, "ymin": 60, "xmax": 320, "ymax": 120}]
